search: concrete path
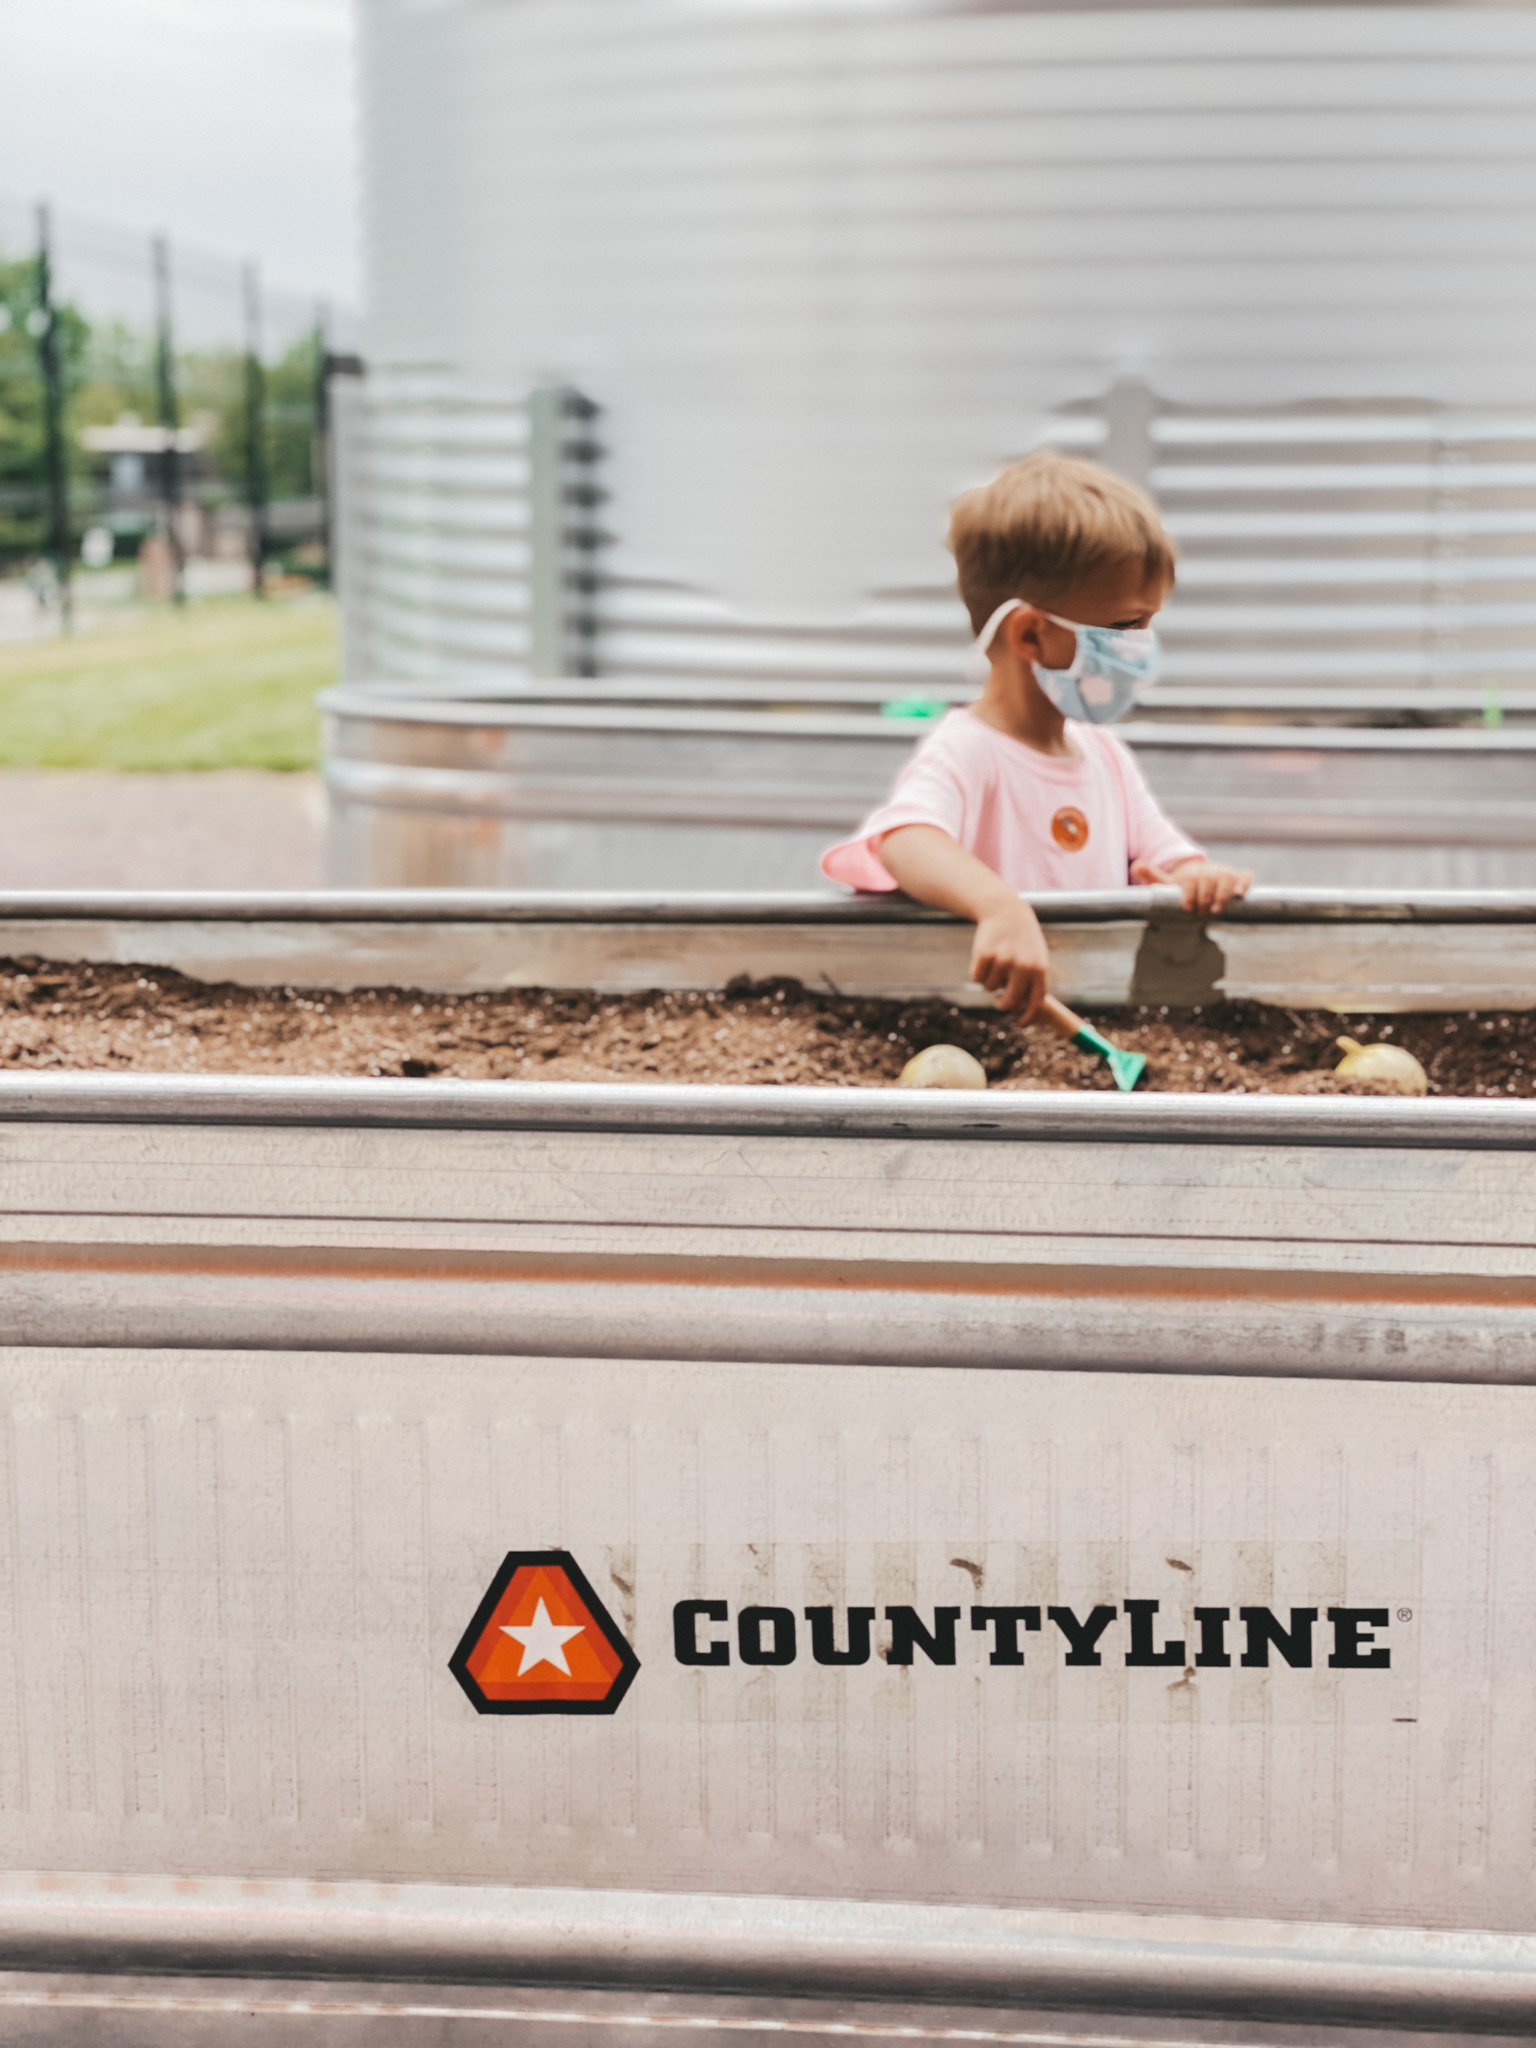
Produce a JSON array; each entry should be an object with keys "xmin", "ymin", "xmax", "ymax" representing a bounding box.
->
[{"xmin": 0, "ymin": 770, "xmax": 325, "ymax": 890}]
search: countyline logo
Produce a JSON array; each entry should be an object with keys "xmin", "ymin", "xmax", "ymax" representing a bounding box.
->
[
  {"xmin": 450, "ymin": 1550, "xmax": 639, "ymax": 1715},
  {"xmin": 673, "ymin": 1600, "xmax": 1396, "ymax": 1670},
  {"xmin": 451, "ymin": 1568, "xmax": 1397, "ymax": 1718}
]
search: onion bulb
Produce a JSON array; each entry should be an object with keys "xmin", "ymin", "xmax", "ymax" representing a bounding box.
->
[
  {"xmin": 898, "ymin": 1043, "xmax": 988, "ymax": 1090},
  {"xmin": 1334, "ymin": 1035, "xmax": 1428, "ymax": 1096}
]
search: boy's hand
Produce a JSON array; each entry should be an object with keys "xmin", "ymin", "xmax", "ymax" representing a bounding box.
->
[
  {"xmin": 875, "ymin": 824, "xmax": 1051, "ymax": 1020},
  {"xmin": 970, "ymin": 898, "xmax": 1051, "ymax": 1020},
  {"xmin": 1131, "ymin": 857, "xmax": 1253, "ymax": 915}
]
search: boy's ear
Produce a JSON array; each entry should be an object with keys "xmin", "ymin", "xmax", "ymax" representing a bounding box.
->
[{"xmin": 1000, "ymin": 604, "xmax": 1048, "ymax": 658}]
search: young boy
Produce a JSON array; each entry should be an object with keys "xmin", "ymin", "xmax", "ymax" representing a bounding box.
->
[{"xmin": 821, "ymin": 451, "xmax": 1252, "ymax": 1022}]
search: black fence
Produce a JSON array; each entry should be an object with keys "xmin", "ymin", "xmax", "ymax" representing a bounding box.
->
[{"xmin": 0, "ymin": 195, "xmax": 361, "ymax": 622}]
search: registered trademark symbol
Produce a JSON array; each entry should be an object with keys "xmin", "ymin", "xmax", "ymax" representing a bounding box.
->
[{"xmin": 1397, "ymin": 1607, "xmax": 1413, "ymax": 1622}]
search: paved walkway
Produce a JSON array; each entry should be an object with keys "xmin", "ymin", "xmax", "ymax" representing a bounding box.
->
[{"xmin": 0, "ymin": 770, "xmax": 325, "ymax": 890}]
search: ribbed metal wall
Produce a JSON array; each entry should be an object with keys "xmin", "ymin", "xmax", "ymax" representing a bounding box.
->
[
  {"xmin": 353, "ymin": 2, "xmax": 1536, "ymax": 693},
  {"xmin": 347, "ymin": 370, "xmax": 535, "ymax": 680}
]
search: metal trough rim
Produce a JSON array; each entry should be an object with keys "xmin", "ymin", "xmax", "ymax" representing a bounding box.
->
[
  {"xmin": 3, "ymin": 1072, "xmax": 1534, "ymax": 1150},
  {"xmin": 322, "ymin": 673, "xmax": 1536, "ymax": 719},
  {"xmin": 319, "ymin": 689, "xmax": 1536, "ymax": 751},
  {"xmin": 0, "ymin": 1871, "xmax": 1532, "ymax": 2027},
  {"xmin": 7, "ymin": 884, "xmax": 1536, "ymax": 924}
]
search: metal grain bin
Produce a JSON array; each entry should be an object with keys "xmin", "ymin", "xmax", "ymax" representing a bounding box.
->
[{"xmin": 346, "ymin": 1, "xmax": 1536, "ymax": 705}]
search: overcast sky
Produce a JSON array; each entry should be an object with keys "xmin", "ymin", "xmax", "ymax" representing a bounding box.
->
[{"xmin": 0, "ymin": 0, "xmax": 358, "ymax": 308}]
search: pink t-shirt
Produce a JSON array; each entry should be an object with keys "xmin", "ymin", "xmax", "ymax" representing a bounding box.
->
[{"xmin": 821, "ymin": 709, "xmax": 1202, "ymax": 893}]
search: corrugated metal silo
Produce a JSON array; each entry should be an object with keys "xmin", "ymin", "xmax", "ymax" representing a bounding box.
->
[{"xmin": 350, "ymin": 0, "xmax": 1536, "ymax": 693}]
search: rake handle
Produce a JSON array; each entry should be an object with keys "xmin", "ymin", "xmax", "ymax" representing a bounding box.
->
[{"xmin": 1040, "ymin": 993, "xmax": 1086, "ymax": 1041}]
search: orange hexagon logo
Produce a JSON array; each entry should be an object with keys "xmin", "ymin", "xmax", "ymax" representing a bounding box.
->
[{"xmin": 449, "ymin": 1550, "xmax": 640, "ymax": 1716}]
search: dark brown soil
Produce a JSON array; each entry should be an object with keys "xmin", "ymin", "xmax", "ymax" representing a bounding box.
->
[{"xmin": 0, "ymin": 957, "xmax": 1532, "ymax": 1097}]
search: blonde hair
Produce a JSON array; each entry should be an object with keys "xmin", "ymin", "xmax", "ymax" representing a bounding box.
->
[{"xmin": 947, "ymin": 450, "xmax": 1176, "ymax": 634}]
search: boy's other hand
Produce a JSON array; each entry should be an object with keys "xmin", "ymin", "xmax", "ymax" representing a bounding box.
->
[
  {"xmin": 970, "ymin": 899, "xmax": 1051, "ymax": 1020},
  {"xmin": 1131, "ymin": 857, "xmax": 1254, "ymax": 915}
]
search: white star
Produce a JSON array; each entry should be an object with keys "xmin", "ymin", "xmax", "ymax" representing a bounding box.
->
[{"xmin": 502, "ymin": 1596, "xmax": 585, "ymax": 1677}]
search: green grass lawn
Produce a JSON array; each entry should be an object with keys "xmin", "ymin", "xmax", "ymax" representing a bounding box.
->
[{"xmin": 0, "ymin": 595, "xmax": 335, "ymax": 770}]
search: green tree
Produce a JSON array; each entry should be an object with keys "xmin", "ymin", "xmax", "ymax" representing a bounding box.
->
[
  {"xmin": 203, "ymin": 330, "xmax": 322, "ymax": 505},
  {"xmin": 72, "ymin": 317, "xmax": 160, "ymax": 435},
  {"xmin": 0, "ymin": 256, "xmax": 90, "ymax": 563},
  {"xmin": 0, "ymin": 258, "xmax": 325, "ymax": 571},
  {"xmin": 264, "ymin": 331, "xmax": 323, "ymax": 503}
]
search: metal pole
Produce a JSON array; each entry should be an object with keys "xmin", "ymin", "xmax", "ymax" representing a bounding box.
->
[
  {"xmin": 151, "ymin": 233, "xmax": 183, "ymax": 605},
  {"xmin": 322, "ymin": 350, "xmax": 367, "ymax": 678},
  {"xmin": 34, "ymin": 204, "xmax": 72, "ymax": 634},
  {"xmin": 313, "ymin": 300, "xmax": 331, "ymax": 588},
  {"xmin": 241, "ymin": 262, "xmax": 269, "ymax": 597}
]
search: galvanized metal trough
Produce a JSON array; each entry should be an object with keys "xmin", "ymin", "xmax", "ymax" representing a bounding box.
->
[
  {"xmin": 8, "ymin": 881, "xmax": 1536, "ymax": 1013},
  {"xmin": 320, "ymin": 684, "xmax": 1536, "ymax": 894},
  {"xmin": 3, "ymin": 887, "xmax": 1536, "ymax": 2042}
]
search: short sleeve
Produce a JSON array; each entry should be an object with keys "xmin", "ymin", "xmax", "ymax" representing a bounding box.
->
[
  {"xmin": 820, "ymin": 722, "xmax": 974, "ymax": 891},
  {"xmin": 1105, "ymin": 733, "xmax": 1204, "ymax": 873}
]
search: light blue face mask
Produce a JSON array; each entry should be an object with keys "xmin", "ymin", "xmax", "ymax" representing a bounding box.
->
[{"xmin": 968, "ymin": 598, "xmax": 1160, "ymax": 724}]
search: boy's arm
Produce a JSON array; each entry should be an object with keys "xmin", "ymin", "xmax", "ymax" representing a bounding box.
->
[
  {"xmin": 877, "ymin": 824, "xmax": 1050, "ymax": 1020},
  {"xmin": 1111, "ymin": 732, "xmax": 1252, "ymax": 912}
]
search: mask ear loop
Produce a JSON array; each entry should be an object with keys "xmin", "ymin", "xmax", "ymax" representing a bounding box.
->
[
  {"xmin": 974, "ymin": 597, "xmax": 1024, "ymax": 657},
  {"xmin": 974, "ymin": 598, "xmax": 1085, "ymax": 679}
]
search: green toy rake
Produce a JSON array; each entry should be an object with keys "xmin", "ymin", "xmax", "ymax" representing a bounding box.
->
[{"xmin": 1041, "ymin": 994, "xmax": 1147, "ymax": 1092}]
